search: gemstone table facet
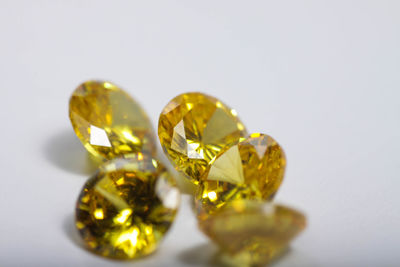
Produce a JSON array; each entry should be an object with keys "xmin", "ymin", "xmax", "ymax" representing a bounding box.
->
[
  {"xmin": 69, "ymin": 80, "xmax": 156, "ymax": 161},
  {"xmin": 195, "ymin": 133, "xmax": 286, "ymax": 218},
  {"xmin": 75, "ymin": 154, "xmax": 180, "ymax": 259},
  {"xmin": 158, "ymin": 92, "xmax": 248, "ymax": 184}
]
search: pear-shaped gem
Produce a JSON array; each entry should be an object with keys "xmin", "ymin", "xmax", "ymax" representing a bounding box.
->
[
  {"xmin": 195, "ymin": 133, "xmax": 286, "ymax": 217},
  {"xmin": 158, "ymin": 92, "xmax": 248, "ymax": 184},
  {"xmin": 69, "ymin": 80, "xmax": 156, "ymax": 160}
]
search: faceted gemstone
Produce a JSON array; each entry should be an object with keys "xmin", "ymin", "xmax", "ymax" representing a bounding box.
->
[
  {"xmin": 75, "ymin": 154, "xmax": 180, "ymax": 259},
  {"xmin": 158, "ymin": 92, "xmax": 248, "ymax": 184},
  {"xmin": 69, "ymin": 80, "xmax": 156, "ymax": 161},
  {"xmin": 195, "ymin": 133, "xmax": 285, "ymax": 218},
  {"xmin": 199, "ymin": 200, "xmax": 306, "ymax": 266}
]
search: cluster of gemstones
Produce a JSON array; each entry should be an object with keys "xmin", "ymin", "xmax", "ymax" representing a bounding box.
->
[
  {"xmin": 69, "ymin": 80, "xmax": 306, "ymax": 266},
  {"xmin": 70, "ymin": 81, "xmax": 180, "ymax": 259},
  {"xmin": 159, "ymin": 92, "xmax": 306, "ymax": 265}
]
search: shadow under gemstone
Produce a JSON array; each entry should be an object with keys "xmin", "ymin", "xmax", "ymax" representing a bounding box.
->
[
  {"xmin": 43, "ymin": 129, "xmax": 100, "ymax": 175},
  {"xmin": 63, "ymin": 213, "xmax": 85, "ymax": 250},
  {"xmin": 178, "ymin": 242, "xmax": 224, "ymax": 267},
  {"xmin": 178, "ymin": 242, "xmax": 320, "ymax": 267}
]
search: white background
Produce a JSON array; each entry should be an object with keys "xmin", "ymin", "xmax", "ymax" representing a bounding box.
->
[{"xmin": 0, "ymin": 1, "xmax": 399, "ymax": 266}]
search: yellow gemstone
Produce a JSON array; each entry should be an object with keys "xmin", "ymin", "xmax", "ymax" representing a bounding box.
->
[
  {"xmin": 158, "ymin": 92, "xmax": 248, "ymax": 184},
  {"xmin": 195, "ymin": 133, "xmax": 286, "ymax": 218},
  {"xmin": 75, "ymin": 154, "xmax": 180, "ymax": 259},
  {"xmin": 69, "ymin": 80, "xmax": 156, "ymax": 161},
  {"xmin": 199, "ymin": 200, "xmax": 306, "ymax": 266}
]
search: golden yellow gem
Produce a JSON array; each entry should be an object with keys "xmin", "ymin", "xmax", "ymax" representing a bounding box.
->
[
  {"xmin": 75, "ymin": 154, "xmax": 180, "ymax": 259},
  {"xmin": 199, "ymin": 200, "xmax": 306, "ymax": 266},
  {"xmin": 195, "ymin": 133, "xmax": 286, "ymax": 218},
  {"xmin": 158, "ymin": 92, "xmax": 248, "ymax": 184},
  {"xmin": 69, "ymin": 80, "xmax": 156, "ymax": 161}
]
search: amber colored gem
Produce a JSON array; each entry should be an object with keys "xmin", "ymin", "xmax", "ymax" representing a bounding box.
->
[
  {"xmin": 69, "ymin": 80, "xmax": 156, "ymax": 161},
  {"xmin": 75, "ymin": 154, "xmax": 180, "ymax": 259},
  {"xmin": 199, "ymin": 200, "xmax": 306, "ymax": 266},
  {"xmin": 195, "ymin": 133, "xmax": 286, "ymax": 218},
  {"xmin": 158, "ymin": 92, "xmax": 248, "ymax": 184}
]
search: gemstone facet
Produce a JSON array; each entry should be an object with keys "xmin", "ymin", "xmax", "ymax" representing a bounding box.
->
[
  {"xmin": 69, "ymin": 80, "xmax": 156, "ymax": 161},
  {"xmin": 158, "ymin": 92, "xmax": 248, "ymax": 184},
  {"xmin": 195, "ymin": 133, "xmax": 286, "ymax": 217},
  {"xmin": 75, "ymin": 154, "xmax": 180, "ymax": 259},
  {"xmin": 199, "ymin": 200, "xmax": 306, "ymax": 266}
]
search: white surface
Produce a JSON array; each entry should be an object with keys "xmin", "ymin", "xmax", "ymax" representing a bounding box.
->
[{"xmin": 0, "ymin": 1, "xmax": 399, "ymax": 266}]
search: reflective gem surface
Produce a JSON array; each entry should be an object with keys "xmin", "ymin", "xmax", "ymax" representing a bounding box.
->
[
  {"xmin": 69, "ymin": 80, "xmax": 156, "ymax": 161},
  {"xmin": 196, "ymin": 133, "xmax": 286, "ymax": 217},
  {"xmin": 158, "ymin": 92, "xmax": 248, "ymax": 184},
  {"xmin": 75, "ymin": 154, "xmax": 180, "ymax": 259},
  {"xmin": 199, "ymin": 200, "xmax": 306, "ymax": 266}
]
